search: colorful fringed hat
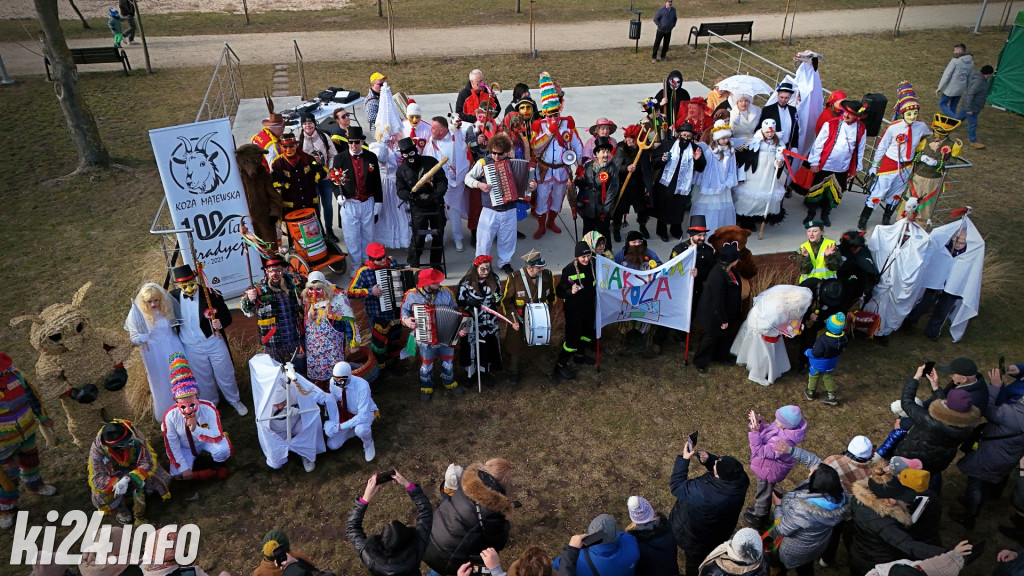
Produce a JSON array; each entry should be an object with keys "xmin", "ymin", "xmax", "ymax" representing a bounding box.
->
[
  {"xmin": 538, "ymin": 71, "xmax": 560, "ymax": 116},
  {"xmin": 894, "ymin": 80, "xmax": 920, "ymax": 114},
  {"xmin": 169, "ymin": 352, "xmax": 200, "ymax": 400}
]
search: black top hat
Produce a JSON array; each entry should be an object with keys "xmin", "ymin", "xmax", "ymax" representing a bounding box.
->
[
  {"xmin": 397, "ymin": 137, "xmax": 417, "ymax": 153},
  {"xmin": 172, "ymin": 264, "xmax": 196, "ymax": 283},
  {"xmin": 592, "ymin": 136, "xmax": 614, "ymax": 153},
  {"xmin": 677, "ymin": 122, "xmax": 696, "ymax": 135},
  {"xmin": 347, "ymin": 126, "xmax": 366, "ymax": 142},
  {"xmin": 777, "ymin": 81, "xmax": 795, "ymax": 94},
  {"xmin": 688, "ymin": 215, "xmax": 708, "ymax": 232},
  {"xmin": 101, "ymin": 422, "xmax": 134, "ymax": 448},
  {"xmin": 262, "ymin": 256, "xmax": 288, "ymax": 270}
]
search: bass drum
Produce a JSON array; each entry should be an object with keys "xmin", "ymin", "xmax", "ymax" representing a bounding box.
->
[{"xmin": 524, "ymin": 303, "xmax": 551, "ymax": 346}]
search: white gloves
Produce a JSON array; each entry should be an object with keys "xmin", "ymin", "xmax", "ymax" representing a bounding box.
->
[
  {"xmin": 324, "ymin": 422, "xmax": 340, "ymax": 437},
  {"xmin": 113, "ymin": 476, "xmax": 131, "ymax": 495},
  {"xmin": 284, "ymin": 362, "xmax": 297, "ymax": 382},
  {"xmin": 131, "ymin": 334, "xmax": 149, "ymax": 345},
  {"xmin": 868, "ymin": 165, "xmax": 878, "ymax": 176},
  {"xmin": 373, "ymin": 203, "xmax": 382, "ymax": 217},
  {"xmin": 920, "ymin": 155, "xmax": 939, "ymax": 167}
]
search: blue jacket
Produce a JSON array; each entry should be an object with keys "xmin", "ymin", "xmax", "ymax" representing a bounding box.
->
[
  {"xmin": 654, "ymin": 6, "xmax": 677, "ymax": 32},
  {"xmin": 553, "ymin": 532, "xmax": 639, "ymax": 576}
]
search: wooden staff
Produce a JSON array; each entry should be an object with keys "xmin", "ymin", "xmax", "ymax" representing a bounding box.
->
[
  {"xmin": 613, "ymin": 127, "xmax": 654, "ymax": 213},
  {"xmin": 186, "ymin": 231, "xmax": 223, "ymax": 339},
  {"xmin": 411, "ymin": 156, "xmax": 449, "ymax": 192}
]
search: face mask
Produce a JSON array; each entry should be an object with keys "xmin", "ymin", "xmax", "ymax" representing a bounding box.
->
[{"xmin": 177, "ymin": 280, "xmax": 198, "ymax": 297}]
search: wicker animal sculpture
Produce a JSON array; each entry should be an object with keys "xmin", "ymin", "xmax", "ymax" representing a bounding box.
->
[{"xmin": 10, "ymin": 282, "xmax": 135, "ymax": 447}]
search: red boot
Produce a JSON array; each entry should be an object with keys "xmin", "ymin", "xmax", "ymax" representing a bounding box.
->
[
  {"xmin": 533, "ymin": 215, "xmax": 547, "ymax": 239},
  {"xmin": 546, "ymin": 212, "xmax": 562, "ymax": 233}
]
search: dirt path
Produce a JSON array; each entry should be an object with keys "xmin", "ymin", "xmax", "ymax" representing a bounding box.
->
[{"xmin": 0, "ymin": 2, "xmax": 1002, "ymax": 76}]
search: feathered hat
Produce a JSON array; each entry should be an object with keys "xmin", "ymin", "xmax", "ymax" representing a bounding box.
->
[
  {"xmin": 169, "ymin": 352, "xmax": 200, "ymax": 400},
  {"xmin": 538, "ymin": 71, "xmax": 561, "ymax": 116}
]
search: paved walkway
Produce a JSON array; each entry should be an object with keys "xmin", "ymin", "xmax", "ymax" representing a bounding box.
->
[{"xmin": 0, "ymin": 2, "xmax": 1002, "ymax": 76}]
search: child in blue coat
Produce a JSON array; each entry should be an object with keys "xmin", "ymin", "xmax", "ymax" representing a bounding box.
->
[{"xmin": 804, "ymin": 312, "xmax": 848, "ymax": 406}]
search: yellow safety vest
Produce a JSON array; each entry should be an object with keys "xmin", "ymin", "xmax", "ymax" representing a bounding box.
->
[{"xmin": 799, "ymin": 238, "xmax": 837, "ymax": 283}]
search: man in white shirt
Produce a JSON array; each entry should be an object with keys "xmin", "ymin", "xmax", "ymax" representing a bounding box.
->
[
  {"xmin": 805, "ymin": 100, "xmax": 868, "ymax": 227},
  {"xmin": 422, "ymin": 116, "xmax": 471, "ymax": 252},
  {"xmin": 323, "ymin": 361, "xmax": 378, "ymax": 461}
]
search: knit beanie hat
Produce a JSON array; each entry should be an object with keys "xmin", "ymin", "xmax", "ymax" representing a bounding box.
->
[
  {"xmin": 627, "ymin": 496, "xmax": 655, "ymax": 524},
  {"xmin": 263, "ymin": 529, "xmax": 290, "ymax": 556},
  {"xmin": 944, "ymin": 388, "xmax": 974, "ymax": 413},
  {"xmin": 406, "ymin": 101, "xmax": 422, "ymax": 117},
  {"xmin": 890, "ymin": 456, "xmax": 923, "ymax": 476},
  {"xmin": 846, "ymin": 435, "xmax": 873, "ymax": 459},
  {"xmin": 444, "ymin": 463, "xmax": 464, "ymax": 492},
  {"xmin": 710, "ymin": 119, "xmax": 733, "ymax": 141},
  {"xmin": 775, "ymin": 405, "xmax": 803, "ymax": 429},
  {"xmin": 169, "ymin": 352, "xmax": 199, "ymax": 400},
  {"xmin": 729, "ymin": 528, "xmax": 763, "ymax": 563},
  {"xmin": 895, "ymin": 80, "xmax": 920, "ymax": 114},
  {"xmin": 826, "ymin": 313, "xmax": 846, "ymax": 335},
  {"xmin": 588, "ymin": 513, "xmax": 617, "ymax": 545},
  {"xmin": 575, "ymin": 241, "xmax": 593, "ymax": 258},
  {"xmin": 538, "ymin": 72, "xmax": 560, "ymax": 116},
  {"xmin": 715, "ymin": 456, "xmax": 744, "ymax": 481},
  {"xmin": 898, "ymin": 469, "xmax": 930, "ymax": 493}
]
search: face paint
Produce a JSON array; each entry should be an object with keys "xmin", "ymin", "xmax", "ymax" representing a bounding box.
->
[
  {"xmin": 267, "ymin": 266, "xmax": 284, "ymax": 283},
  {"xmin": 308, "ymin": 287, "xmax": 324, "ymax": 300},
  {"xmin": 281, "ymin": 141, "xmax": 298, "ymax": 157},
  {"xmin": 177, "ymin": 280, "xmax": 198, "ymax": 297}
]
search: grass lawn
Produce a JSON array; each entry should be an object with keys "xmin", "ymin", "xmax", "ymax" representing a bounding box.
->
[
  {"xmin": 1, "ymin": 25, "xmax": 1022, "ymax": 575},
  {"xmin": 1, "ymin": 0, "xmax": 977, "ymax": 41}
]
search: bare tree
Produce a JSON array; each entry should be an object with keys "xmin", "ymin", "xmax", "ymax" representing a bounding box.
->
[
  {"xmin": 35, "ymin": 0, "xmax": 111, "ymax": 173},
  {"xmin": 66, "ymin": 0, "xmax": 91, "ymax": 28}
]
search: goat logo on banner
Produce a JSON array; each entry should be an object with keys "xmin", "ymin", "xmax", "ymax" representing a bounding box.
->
[{"xmin": 169, "ymin": 132, "xmax": 231, "ymax": 194}]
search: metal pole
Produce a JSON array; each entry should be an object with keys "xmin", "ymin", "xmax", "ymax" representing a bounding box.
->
[
  {"xmin": 973, "ymin": 0, "xmax": 989, "ymax": 34},
  {"xmin": 0, "ymin": 50, "xmax": 14, "ymax": 85},
  {"xmin": 787, "ymin": 11, "xmax": 796, "ymax": 45}
]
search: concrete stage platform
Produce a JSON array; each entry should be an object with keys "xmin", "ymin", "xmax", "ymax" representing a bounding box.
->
[{"xmin": 233, "ymin": 82, "xmax": 866, "ymax": 286}]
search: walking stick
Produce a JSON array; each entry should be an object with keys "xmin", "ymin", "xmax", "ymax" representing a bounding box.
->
[
  {"xmin": 185, "ymin": 231, "xmax": 223, "ymax": 339},
  {"xmin": 613, "ymin": 127, "xmax": 654, "ymax": 214},
  {"xmin": 240, "ymin": 218, "xmax": 255, "ymax": 287},
  {"xmin": 473, "ymin": 308, "xmax": 482, "ymax": 393}
]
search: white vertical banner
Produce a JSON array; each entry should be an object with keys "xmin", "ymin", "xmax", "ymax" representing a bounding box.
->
[
  {"xmin": 593, "ymin": 248, "xmax": 697, "ymax": 338},
  {"xmin": 149, "ymin": 118, "xmax": 261, "ymax": 298}
]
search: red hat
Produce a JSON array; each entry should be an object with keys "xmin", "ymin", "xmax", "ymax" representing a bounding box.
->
[
  {"xmin": 826, "ymin": 90, "xmax": 848, "ymax": 106},
  {"xmin": 473, "ymin": 255, "xmax": 493, "ymax": 267},
  {"xmin": 263, "ymin": 256, "xmax": 287, "ymax": 269},
  {"xmin": 416, "ymin": 268, "xmax": 445, "ymax": 288},
  {"xmin": 0, "ymin": 352, "xmax": 12, "ymax": 372},
  {"xmin": 623, "ymin": 124, "xmax": 642, "ymax": 140},
  {"xmin": 366, "ymin": 242, "xmax": 386, "ymax": 259}
]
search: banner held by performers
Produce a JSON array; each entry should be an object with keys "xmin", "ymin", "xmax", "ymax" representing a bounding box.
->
[
  {"xmin": 150, "ymin": 118, "xmax": 262, "ymax": 298},
  {"xmin": 594, "ymin": 247, "xmax": 697, "ymax": 338}
]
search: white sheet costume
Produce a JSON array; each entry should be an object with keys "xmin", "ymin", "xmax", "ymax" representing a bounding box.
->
[
  {"xmin": 731, "ymin": 285, "xmax": 812, "ymax": 386},
  {"xmin": 161, "ymin": 400, "xmax": 232, "ymax": 476},
  {"xmin": 423, "ymin": 127, "xmax": 472, "ymax": 246},
  {"xmin": 733, "ymin": 122, "xmax": 786, "ymax": 222},
  {"xmin": 866, "ymin": 218, "xmax": 952, "ymax": 336},
  {"xmin": 324, "ymin": 374, "xmax": 378, "ymax": 457},
  {"xmin": 372, "ymin": 83, "xmax": 412, "ymax": 248},
  {"xmin": 249, "ymin": 354, "xmax": 338, "ymax": 470},
  {"xmin": 690, "ymin": 139, "xmax": 738, "ymax": 235},
  {"xmin": 920, "ymin": 217, "xmax": 984, "ymax": 342},
  {"xmin": 794, "ymin": 54, "xmax": 825, "ymax": 158}
]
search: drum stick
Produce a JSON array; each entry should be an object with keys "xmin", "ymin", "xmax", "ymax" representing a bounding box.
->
[
  {"xmin": 411, "ymin": 156, "xmax": 449, "ymax": 192},
  {"xmin": 480, "ymin": 305, "xmax": 516, "ymax": 327}
]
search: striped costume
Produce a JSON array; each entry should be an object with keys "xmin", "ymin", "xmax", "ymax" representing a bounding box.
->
[
  {"xmin": 88, "ymin": 420, "xmax": 170, "ymax": 515},
  {"xmin": 348, "ymin": 257, "xmax": 403, "ymax": 369},
  {"xmin": 0, "ymin": 362, "xmax": 51, "ymax": 521}
]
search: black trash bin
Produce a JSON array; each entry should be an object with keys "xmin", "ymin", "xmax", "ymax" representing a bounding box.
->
[{"xmin": 629, "ymin": 19, "xmax": 642, "ymax": 40}]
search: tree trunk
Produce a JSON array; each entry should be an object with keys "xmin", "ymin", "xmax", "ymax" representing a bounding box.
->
[
  {"xmin": 35, "ymin": 0, "xmax": 111, "ymax": 172},
  {"xmin": 66, "ymin": 0, "xmax": 91, "ymax": 29}
]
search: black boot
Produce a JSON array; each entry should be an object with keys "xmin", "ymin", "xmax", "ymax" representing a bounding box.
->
[
  {"xmin": 857, "ymin": 206, "xmax": 874, "ymax": 231},
  {"xmin": 820, "ymin": 207, "xmax": 832, "ymax": 227},
  {"xmin": 552, "ymin": 360, "xmax": 575, "ymax": 381},
  {"xmin": 639, "ymin": 222, "xmax": 651, "ymax": 239},
  {"xmin": 804, "ymin": 208, "xmax": 816, "ymax": 224},
  {"xmin": 881, "ymin": 205, "xmax": 897, "ymax": 225},
  {"xmin": 612, "ymin": 225, "xmax": 622, "ymax": 243}
]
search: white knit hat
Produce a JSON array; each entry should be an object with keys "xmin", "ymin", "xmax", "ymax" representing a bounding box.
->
[
  {"xmin": 627, "ymin": 496, "xmax": 655, "ymax": 524},
  {"xmin": 847, "ymin": 435, "xmax": 873, "ymax": 459},
  {"xmin": 710, "ymin": 119, "xmax": 733, "ymax": 141},
  {"xmin": 444, "ymin": 463, "xmax": 464, "ymax": 491},
  {"xmin": 407, "ymin": 101, "xmax": 422, "ymax": 117}
]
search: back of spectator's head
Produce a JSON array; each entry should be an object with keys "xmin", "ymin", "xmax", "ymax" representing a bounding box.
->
[
  {"xmin": 627, "ymin": 496, "xmax": 656, "ymax": 525},
  {"xmin": 588, "ymin": 513, "xmax": 618, "ymax": 545},
  {"xmin": 512, "ymin": 83, "xmax": 531, "ymax": 100},
  {"xmin": 775, "ymin": 405, "xmax": 803, "ymax": 429},
  {"xmin": 729, "ymin": 528, "xmax": 763, "ymax": 563},
  {"xmin": 508, "ymin": 547, "xmax": 553, "ymax": 576},
  {"xmin": 809, "ymin": 465, "xmax": 844, "ymax": 503},
  {"xmin": 888, "ymin": 564, "xmax": 921, "ymax": 576},
  {"xmin": 378, "ymin": 519, "xmax": 416, "ymax": 554},
  {"xmin": 483, "ymin": 457, "xmax": 513, "ymax": 489},
  {"xmin": 944, "ymin": 388, "xmax": 974, "ymax": 413},
  {"xmin": 262, "ymin": 529, "xmax": 291, "ymax": 559},
  {"xmin": 846, "ymin": 435, "xmax": 873, "ymax": 459},
  {"xmin": 981, "ymin": 65, "xmax": 995, "ymax": 75},
  {"xmin": 715, "ymin": 456, "xmax": 744, "ymax": 481}
]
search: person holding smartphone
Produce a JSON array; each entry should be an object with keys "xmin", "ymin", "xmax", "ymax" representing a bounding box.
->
[{"xmin": 346, "ymin": 470, "xmax": 433, "ymax": 576}]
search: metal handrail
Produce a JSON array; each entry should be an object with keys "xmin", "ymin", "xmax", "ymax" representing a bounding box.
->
[
  {"xmin": 294, "ymin": 39, "xmax": 307, "ymax": 101},
  {"xmin": 195, "ymin": 42, "xmax": 244, "ymax": 123}
]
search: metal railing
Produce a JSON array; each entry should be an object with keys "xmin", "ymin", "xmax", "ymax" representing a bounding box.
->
[
  {"xmin": 698, "ymin": 32, "xmax": 973, "ymax": 226},
  {"xmin": 149, "ymin": 198, "xmax": 191, "ymax": 289},
  {"xmin": 195, "ymin": 42, "xmax": 244, "ymax": 123},
  {"xmin": 294, "ymin": 39, "xmax": 308, "ymax": 101}
]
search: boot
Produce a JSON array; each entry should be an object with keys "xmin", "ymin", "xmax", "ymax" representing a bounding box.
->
[
  {"xmin": 639, "ymin": 223, "xmax": 651, "ymax": 239},
  {"xmin": 546, "ymin": 212, "xmax": 561, "ymax": 233},
  {"xmin": 881, "ymin": 205, "xmax": 897, "ymax": 225},
  {"xmin": 820, "ymin": 207, "xmax": 832, "ymax": 227},
  {"xmin": 132, "ymin": 491, "xmax": 147, "ymax": 527},
  {"xmin": 574, "ymin": 349, "xmax": 596, "ymax": 365},
  {"xmin": 612, "ymin": 225, "xmax": 622, "ymax": 243},
  {"xmin": 804, "ymin": 208, "xmax": 816, "ymax": 225},
  {"xmin": 552, "ymin": 360, "xmax": 575, "ymax": 381},
  {"xmin": 857, "ymin": 206, "xmax": 874, "ymax": 231},
  {"xmin": 533, "ymin": 214, "xmax": 546, "ymax": 239}
]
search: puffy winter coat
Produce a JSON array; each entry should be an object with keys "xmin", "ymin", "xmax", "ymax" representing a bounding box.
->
[
  {"xmin": 669, "ymin": 454, "xmax": 750, "ymax": 558},
  {"xmin": 962, "ymin": 69, "xmax": 991, "ymax": 115},
  {"xmin": 423, "ymin": 464, "xmax": 514, "ymax": 575},
  {"xmin": 937, "ymin": 53, "xmax": 975, "ymax": 97},
  {"xmin": 848, "ymin": 478, "xmax": 945, "ymax": 576},
  {"xmin": 552, "ymin": 531, "xmax": 640, "ymax": 576},
  {"xmin": 346, "ymin": 485, "xmax": 433, "ymax": 576},
  {"xmin": 628, "ymin": 514, "xmax": 679, "ymax": 576},
  {"xmin": 773, "ymin": 484, "xmax": 848, "ymax": 569},
  {"xmin": 893, "ymin": 378, "xmax": 981, "ymax": 473},
  {"xmin": 958, "ymin": 384, "xmax": 1024, "ymax": 483},
  {"xmin": 749, "ymin": 419, "xmax": 808, "ymax": 483}
]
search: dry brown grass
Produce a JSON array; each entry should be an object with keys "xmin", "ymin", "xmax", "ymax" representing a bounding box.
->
[{"xmin": 1, "ymin": 27, "xmax": 1022, "ymax": 576}]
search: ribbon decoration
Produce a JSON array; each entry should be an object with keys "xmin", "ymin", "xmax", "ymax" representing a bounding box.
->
[{"xmin": 780, "ymin": 148, "xmax": 809, "ymax": 182}]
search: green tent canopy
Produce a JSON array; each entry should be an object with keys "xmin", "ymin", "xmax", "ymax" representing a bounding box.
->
[{"xmin": 988, "ymin": 11, "xmax": 1024, "ymax": 116}]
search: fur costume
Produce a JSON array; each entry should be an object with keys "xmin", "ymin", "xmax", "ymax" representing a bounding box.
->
[{"xmin": 10, "ymin": 283, "xmax": 135, "ymax": 448}]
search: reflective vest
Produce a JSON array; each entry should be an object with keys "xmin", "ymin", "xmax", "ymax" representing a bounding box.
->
[{"xmin": 799, "ymin": 238, "xmax": 837, "ymax": 282}]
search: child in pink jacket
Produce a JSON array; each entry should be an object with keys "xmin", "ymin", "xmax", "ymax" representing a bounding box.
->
[{"xmin": 745, "ymin": 405, "xmax": 808, "ymax": 529}]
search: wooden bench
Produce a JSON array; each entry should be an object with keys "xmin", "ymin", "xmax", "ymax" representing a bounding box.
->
[
  {"xmin": 687, "ymin": 21, "xmax": 754, "ymax": 47},
  {"xmin": 45, "ymin": 46, "xmax": 132, "ymax": 80}
]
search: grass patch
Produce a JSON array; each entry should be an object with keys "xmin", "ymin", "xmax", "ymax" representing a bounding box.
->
[
  {"xmin": 1, "ymin": 0, "xmax": 976, "ymax": 41},
  {"xmin": 1, "ymin": 26, "xmax": 1022, "ymax": 576}
]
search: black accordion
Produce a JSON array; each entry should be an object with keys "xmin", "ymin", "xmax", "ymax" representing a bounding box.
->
[{"xmin": 374, "ymin": 268, "xmax": 417, "ymax": 312}]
